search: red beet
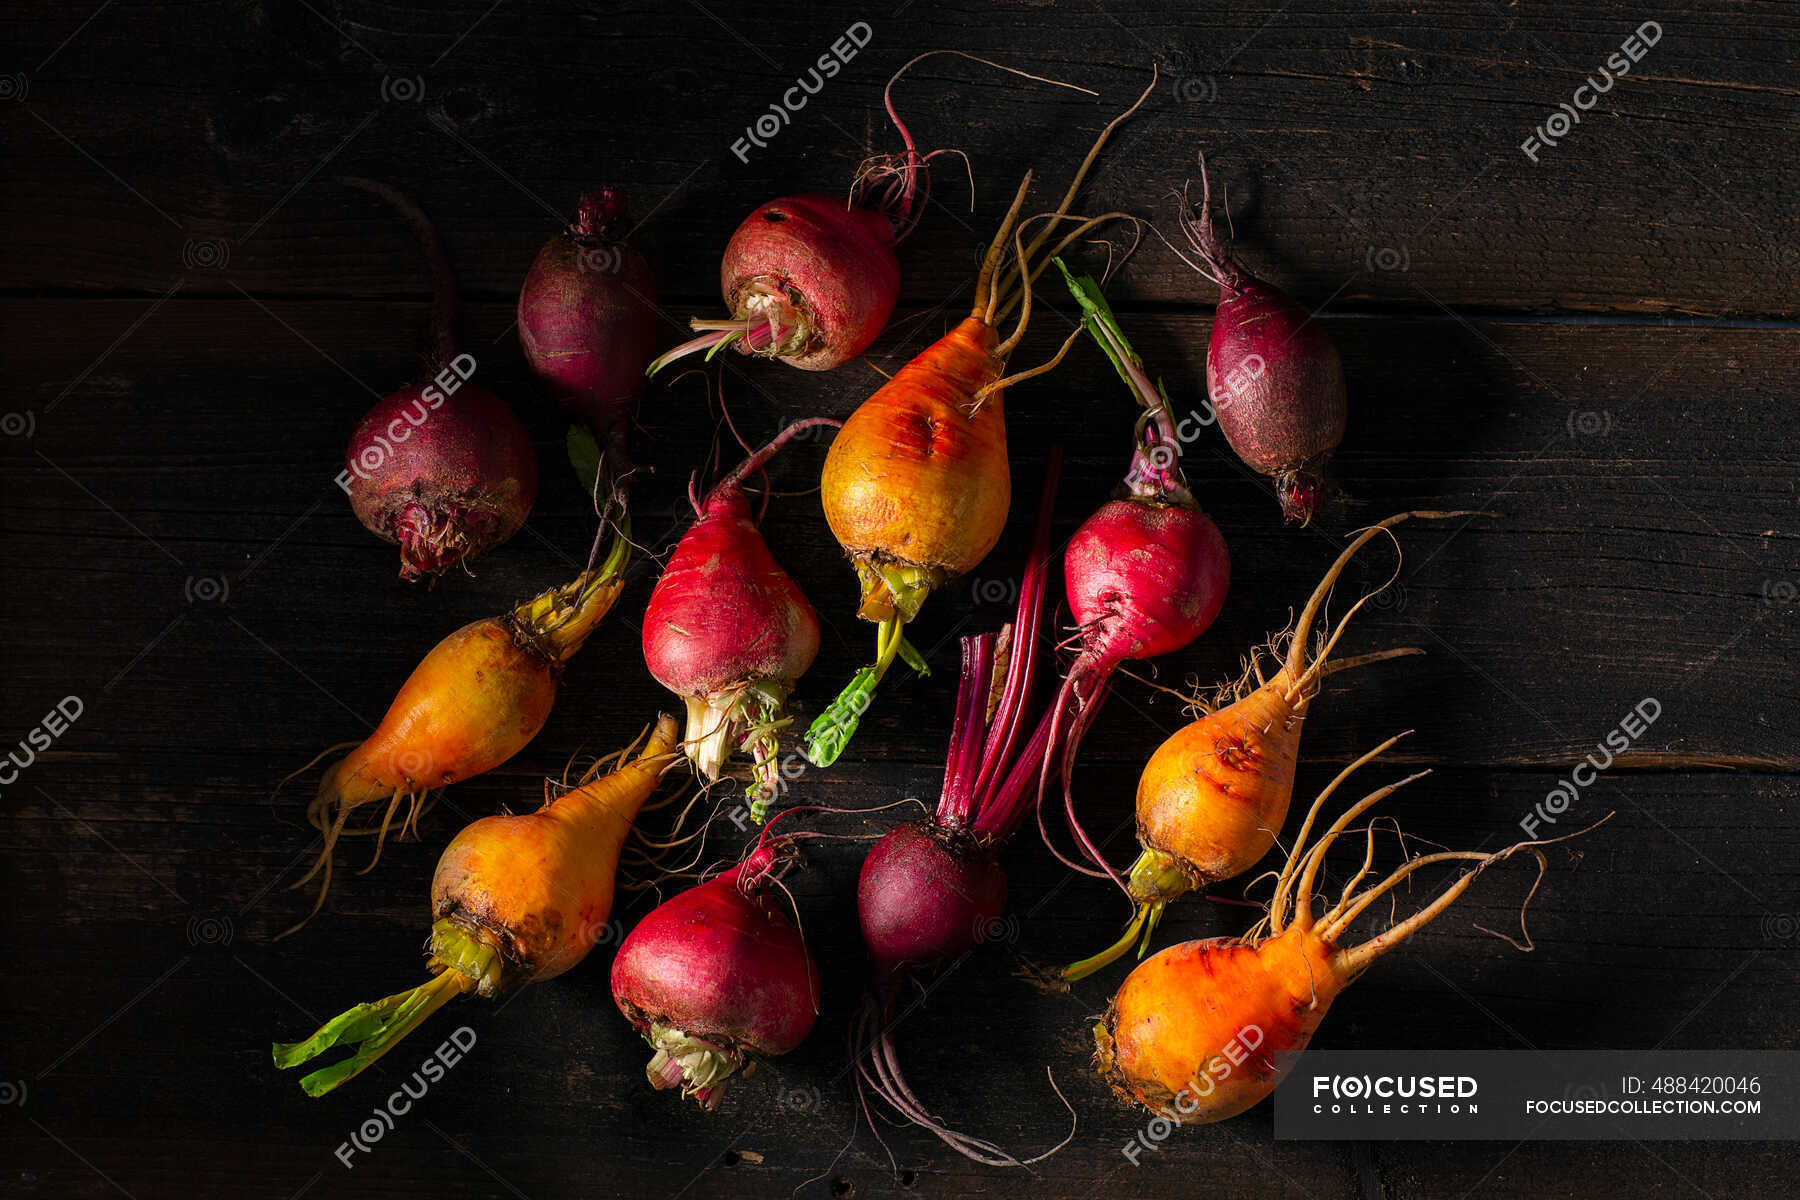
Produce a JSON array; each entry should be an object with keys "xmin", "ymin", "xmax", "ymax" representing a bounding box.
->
[
  {"xmin": 517, "ymin": 189, "xmax": 659, "ymax": 440},
  {"xmin": 647, "ymin": 52, "xmax": 1084, "ymax": 378},
  {"xmin": 344, "ymin": 379, "xmax": 538, "ymax": 580},
  {"xmin": 857, "ymin": 820, "xmax": 1005, "ymax": 970},
  {"xmin": 611, "ymin": 837, "xmax": 820, "ymax": 1110},
  {"xmin": 339, "ymin": 178, "xmax": 538, "ymax": 579},
  {"xmin": 996, "ymin": 265, "xmax": 1230, "ymax": 884},
  {"xmin": 641, "ymin": 419, "xmax": 836, "ymax": 811},
  {"xmin": 1182, "ymin": 158, "xmax": 1346, "ymax": 524},
  {"xmin": 851, "ymin": 454, "xmax": 1071, "ymax": 1165},
  {"xmin": 648, "ymin": 193, "xmax": 901, "ymax": 376},
  {"xmin": 1065, "ymin": 499, "xmax": 1229, "ymax": 668}
]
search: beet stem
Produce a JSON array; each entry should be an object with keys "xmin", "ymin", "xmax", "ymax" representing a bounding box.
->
[
  {"xmin": 714, "ymin": 416, "xmax": 842, "ymax": 499},
  {"xmin": 340, "ymin": 177, "xmax": 458, "ymax": 370}
]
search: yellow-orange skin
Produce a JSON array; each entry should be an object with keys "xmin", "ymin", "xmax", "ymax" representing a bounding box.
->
[
  {"xmin": 324, "ymin": 618, "xmax": 558, "ymax": 808},
  {"xmin": 820, "ymin": 316, "xmax": 1010, "ymax": 597},
  {"xmin": 1096, "ymin": 926, "xmax": 1343, "ymax": 1123},
  {"xmin": 1135, "ymin": 674, "xmax": 1312, "ymax": 885},
  {"xmin": 432, "ymin": 717, "xmax": 679, "ymax": 989}
]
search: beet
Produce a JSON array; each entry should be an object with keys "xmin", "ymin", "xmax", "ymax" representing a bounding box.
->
[
  {"xmin": 1182, "ymin": 158, "xmax": 1347, "ymax": 524},
  {"xmin": 857, "ymin": 820, "xmax": 1006, "ymax": 970},
  {"xmin": 611, "ymin": 840, "xmax": 819, "ymax": 1110},
  {"xmin": 344, "ymin": 377, "xmax": 538, "ymax": 579},
  {"xmin": 640, "ymin": 419, "xmax": 835, "ymax": 811},
  {"xmin": 517, "ymin": 189, "xmax": 659, "ymax": 441},
  {"xmin": 848, "ymin": 455, "xmax": 1074, "ymax": 1165},
  {"xmin": 715, "ymin": 195, "xmax": 901, "ymax": 370},
  {"xmin": 1065, "ymin": 497, "xmax": 1230, "ymax": 670},
  {"xmin": 338, "ymin": 178, "xmax": 538, "ymax": 578}
]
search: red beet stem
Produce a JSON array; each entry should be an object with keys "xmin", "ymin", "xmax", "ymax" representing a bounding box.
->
[
  {"xmin": 928, "ymin": 446, "xmax": 1062, "ymax": 843},
  {"xmin": 712, "ymin": 416, "xmax": 842, "ymax": 502},
  {"xmin": 572, "ymin": 188, "xmax": 628, "ymax": 239},
  {"xmin": 340, "ymin": 176, "xmax": 458, "ymax": 370}
]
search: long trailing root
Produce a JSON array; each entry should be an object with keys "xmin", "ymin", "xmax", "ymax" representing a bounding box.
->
[
  {"xmin": 853, "ymin": 50, "xmax": 1096, "ymax": 243},
  {"xmin": 852, "ymin": 986, "xmax": 1075, "ymax": 1168},
  {"xmin": 988, "ymin": 66, "xmax": 1158, "ymax": 319}
]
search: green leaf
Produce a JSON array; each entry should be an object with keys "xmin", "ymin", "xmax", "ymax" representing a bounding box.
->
[{"xmin": 567, "ymin": 423, "xmax": 603, "ymax": 497}]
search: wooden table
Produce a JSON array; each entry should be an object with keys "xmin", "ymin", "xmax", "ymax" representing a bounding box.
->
[{"xmin": 4, "ymin": 2, "xmax": 1796, "ymax": 1196}]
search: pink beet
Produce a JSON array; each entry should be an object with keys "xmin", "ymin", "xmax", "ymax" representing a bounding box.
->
[
  {"xmin": 611, "ymin": 837, "xmax": 819, "ymax": 1110},
  {"xmin": 517, "ymin": 189, "xmax": 659, "ymax": 440},
  {"xmin": 641, "ymin": 418, "xmax": 836, "ymax": 812},
  {"xmin": 339, "ymin": 178, "xmax": 538, "ymax": 579}
]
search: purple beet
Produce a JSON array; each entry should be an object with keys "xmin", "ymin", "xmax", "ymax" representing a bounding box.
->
[
  {"xmin": 517, "ymin": 190, "xmax": 659, "ymax": 444},
  {"xmin": 1181, "ymin": 157, "xmax": 1347, "ymax": 525}
]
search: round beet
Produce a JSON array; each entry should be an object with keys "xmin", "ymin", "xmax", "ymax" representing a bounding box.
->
[
  {"xmin": 345, "ymin": 380, "xmax": 538, "ymax": 579},
  {"xmin": 716, "ymin": 195, "xmax": 900, "ymax": 371},
  {"xmin": 611, "ymin": 841, "xmax": 819, "ymax": 1110},
  {"xmin": 858, "ymin": 820, "xmax": 1007, "ymax": 970},
  {"xmin": 1183, "ymin": 158, "xmax": 1347, "ymax": 524},
  {"xmin": 339, "ymin": 178, "xmax": 539, "ymax": 579},
  {"xmin": 517, "ymin": 189, "xmax": 658, "ymax": 439}
]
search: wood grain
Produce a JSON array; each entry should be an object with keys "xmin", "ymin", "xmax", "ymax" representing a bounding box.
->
[
  {"xmin": 3, "ymin": 2, "xmax": 1797, "ymax": 315},
  {"xmin": 4, "ymin": 1, "xmax": 1798, "ymax": 1195}
]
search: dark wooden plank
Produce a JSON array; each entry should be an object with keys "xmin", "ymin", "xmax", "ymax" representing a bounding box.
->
[
  {"xmin": 4, "ymin": 300, "xmax": 1795, "ymax": 775},
  {"xmin": 4, "ymin": 764, "xmax": 1797, "ymax": 1198},
  {"xmin": 3, "ymin": 1, "xmax": 1797, "ymax": 316}
]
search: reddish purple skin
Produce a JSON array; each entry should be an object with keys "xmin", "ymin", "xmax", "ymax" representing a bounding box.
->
[
  {"xmin": 611, "ymin": 858, "xmax": 819, "ymax": 1056},
  {"xmin": 641, "ymin": 485, "xmax": 820, "ymax": 698},
  {"xmin": 1064, "ymin": 497, "xmax": 1231, "ymax": 667},
  {"xmin": 345, "ymin": 382, "xmax": 538, "ymax": 579},
  {"xmin": 517, "ymin": 224, "xmax": 658, "ymax": 436},
  {"xmin": 720, "ymin": 194, "xmax": 899, "ymax": 371},
  {"xmin": 1205, "ymin": 278, "xmax": 1347, "ymax": 521},
  {"xmin": 857, "ymin": 821, "xmax": 1007, "ymax": 972}
]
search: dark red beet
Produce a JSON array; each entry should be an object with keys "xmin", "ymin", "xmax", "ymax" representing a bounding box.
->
[
  {"xmin": 611, "ymin": 841, "xmax": 819, "ymax": 1110},
  {"xmin": 857, "ymin": 820, "xmax": 1006, "ymax": 970},
  {"xmin": 344, "ymin": 379, "xmax": 538, "ymax": 579},
  {"xmin": 850, "ymin": 455, "xmax": 1070, "ymax": 1166},
  {"xmin": 338, "ymin": 179, "xmax": 539, "ymax": 579},
  {"xmin": 1184, "ymin": 159, "xmax": 1347, "ymax": 524},
  {"xmin": 517, "ymin": 189, "xmax": 659, "ymax": 439},
  {"xmin": 641, "ymin": 419, "xmax": 835, "ymax": 809}
]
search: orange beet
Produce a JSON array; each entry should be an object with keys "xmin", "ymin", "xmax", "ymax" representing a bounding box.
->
[
  {"xmin": 287, "ymin": 525, "xmax": 631, "ymax": 934},
  {"xmin": 274, "ymin": 717, "xmax": 679, "ymax": 1097},
  {"xmin": 820, "ymin": 315, "xmax": 1010, "ymax": 622},
  {"xmin": 1095, "ymin": 744, "xmax": 1588, "ymax": 1125},
  {"xmin": 1067, "ymin": 511, "xmax": 1484, "ymax": 981}
]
